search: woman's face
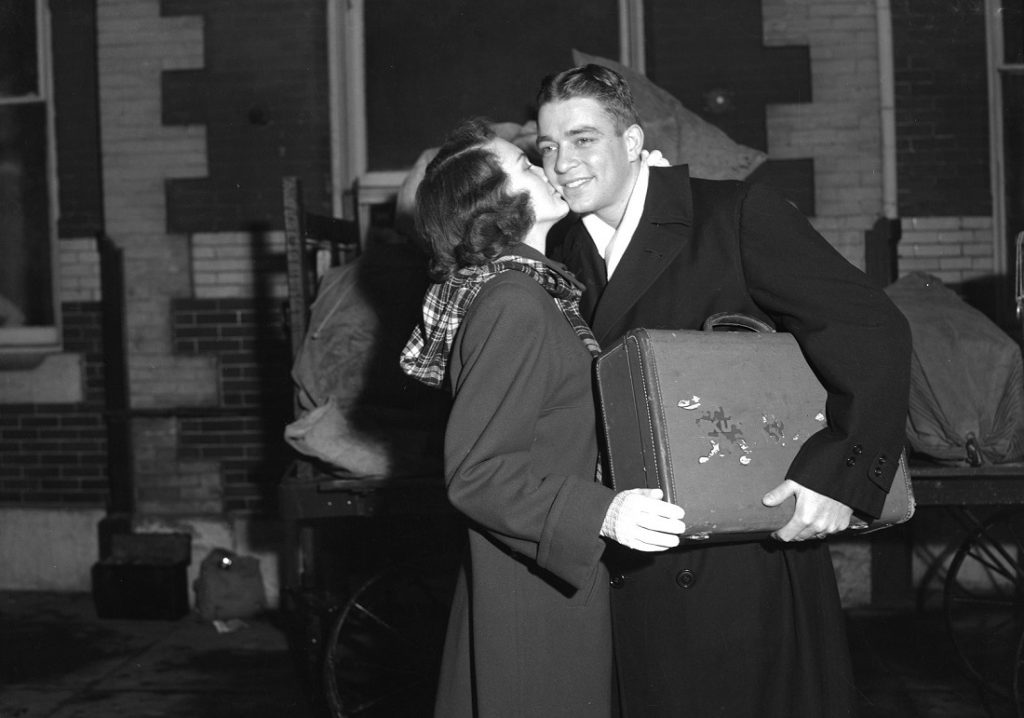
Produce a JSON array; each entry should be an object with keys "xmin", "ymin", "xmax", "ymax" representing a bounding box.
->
[{"xmin": 489, "ymin": 137, "xmax": 569, "ymax": 227}]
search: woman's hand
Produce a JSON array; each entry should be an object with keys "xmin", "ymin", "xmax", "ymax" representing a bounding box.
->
[
  {"xmin": 600, "ymin": 488, "xmax": 686, "ymax": 551},
  {"xmin": 640, "ymin": 149, "xmax": 670, "ymax": 167}
]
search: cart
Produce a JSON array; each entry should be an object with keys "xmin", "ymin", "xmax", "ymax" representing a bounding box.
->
[
  {"xmin": 884, "ymin": 232, "xmax": 1024, "ymax": 714},
  {"xmin": 893, "ymin": 463, "xmax": 1024, "ymax": 714},
  {"xmin": 277, "ymin": 177, "xmax": 459, "ymax": 717}
]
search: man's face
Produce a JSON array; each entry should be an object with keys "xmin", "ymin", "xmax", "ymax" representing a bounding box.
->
[{"xmin": 537, "ymin": 97, "xmax": 641, "ymax": 226}]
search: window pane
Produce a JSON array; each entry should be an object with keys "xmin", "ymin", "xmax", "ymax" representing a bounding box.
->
[
  {"xmin": 1005, "ymin": 72, "xmax": 1024, "ymax": 243},
  {"xmin": 1005, "ymin": 0, "xmax": 1024, "ymax": 64},
  {"xmin": 364, "ymin": 0, "xmax": 619, "ymax": 170},
  {"xmin": 0, "ymin": 0, "xmax": 39, "ymax": 97},
  {"xmin": 0, "ymin": 103, "xmax": 52, "ymax": 327}
]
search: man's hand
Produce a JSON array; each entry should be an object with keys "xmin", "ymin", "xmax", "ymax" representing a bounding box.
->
[
  {"xmin": 601, "ymin": 488, "xmax": 687, "ymax": 551},
  {"xmin": 762, "ymin": 480, "xmax": 853, "ymax": 542},
  {"xmin": 640, "ymin": 149, "xmax": 670, "ymax": 167}
]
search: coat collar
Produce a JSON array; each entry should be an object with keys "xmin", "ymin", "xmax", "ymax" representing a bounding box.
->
[
  {"xmin": 503, "ymin": 242, "xmax": 585, "ymax": 291},
  {"xmin": 643, "ymin": 164, "xmax": 695, "ymax": 226},
  {"xmin": 588, "ymin": 165, "xmax": 695, "ymax": 341}
]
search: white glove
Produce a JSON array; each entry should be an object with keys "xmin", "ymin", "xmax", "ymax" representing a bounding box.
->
[
  {"xmin": 640, "ymin": 148, "xmax": 670, "ymax": 168},
  {"xmin": 600, "ymin": 488, "xmax": 686, "ymax": 552}
]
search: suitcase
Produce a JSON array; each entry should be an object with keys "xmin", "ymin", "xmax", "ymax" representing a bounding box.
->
[{"xmin": 594, "ymin": 314, "xmax": 914, "ymax": 540}]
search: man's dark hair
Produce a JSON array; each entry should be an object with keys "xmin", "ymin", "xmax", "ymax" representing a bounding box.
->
[
  {"xmin": 416, "ymin": 118, "xmax": 535, "ymax": 281},
  {"xmin": 536, "ymin": 63, "xmax": 641, "ymax": 133}
]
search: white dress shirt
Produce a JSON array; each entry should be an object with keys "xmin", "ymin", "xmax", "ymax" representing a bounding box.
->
[{"xmin": 581, "ymin": 158, "xmax": 651, "ymax": 279}]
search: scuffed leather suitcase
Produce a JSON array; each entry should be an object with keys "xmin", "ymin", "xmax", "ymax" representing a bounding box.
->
[{"xmin": 594, "ymin": 314, "xmax": 914, "ymax": 540}]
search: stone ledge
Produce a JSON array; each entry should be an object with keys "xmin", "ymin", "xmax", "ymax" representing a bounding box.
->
[{"xmin": 0, "ymin": 352, "xmax": 84, "ymax": 404}]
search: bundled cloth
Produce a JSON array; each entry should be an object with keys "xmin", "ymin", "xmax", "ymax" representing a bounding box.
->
[
  {"xmin": 886, "ymin": 272, "xmax": 1024, "ymax": 466},
  {"xmin": 285, "ymin": 237, "xmax": 449, "ymax": 476}
]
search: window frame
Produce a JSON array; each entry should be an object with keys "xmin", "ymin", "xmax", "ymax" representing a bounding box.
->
[
  {"xmin": 327, "ymin": 0, "xmax": 644, "ymax": 222},
  {"xmin": 0, "ymin": 0, "xmax": 61, "ymax": 355},
  {"xmin": 986, "ymin": 0, "xmax": 1024, "ymax": 315}
]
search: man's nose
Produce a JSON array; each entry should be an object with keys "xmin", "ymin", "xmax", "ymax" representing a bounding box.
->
[{"xmin": 554, "ymin": 146, "xmax": 576, "ymax": 173}]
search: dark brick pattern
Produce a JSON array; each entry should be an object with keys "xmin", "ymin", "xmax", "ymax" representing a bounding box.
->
[
  {"xmin": 892, "ymin": 0, "xmax": 991, "ymax": 216},
  {"xmin": 0, "ymin": 303, "xmax": 109, "ymax": 505},
  {"xmin": 51, "ymin": 0, "xmax": 104, "ymax": 238},
  {"xmin": 644, "ymin": 0, "xmax": 815, "ymax": 214},
  {"xmin": 645, "ymin": 0, "xmax": 811, "ymax": 152},
  {"xmin": 161, "ymin": 0, "xmax": 333, "ymax": 232},
  {"xmin": 171, "ymin": 297, "xmax": 294, "ymax": 513}
]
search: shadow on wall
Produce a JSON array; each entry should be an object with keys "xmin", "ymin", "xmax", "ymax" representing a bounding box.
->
[{"xmin": 953, "ymin": 274, "xmax": 1019, "ymax": 338}]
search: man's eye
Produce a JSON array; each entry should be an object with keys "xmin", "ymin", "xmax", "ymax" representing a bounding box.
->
[
  {"xmin": 576, "ymin": 137, "xmax": 594, "ymax": 146},
  {"xmin": 539, "ymin": 145, "xmax": 554, "ymax": 155}
]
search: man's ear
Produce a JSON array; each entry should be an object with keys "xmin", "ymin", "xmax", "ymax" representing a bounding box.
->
[{"xmin": 624, "ymin": 124, "xmax": 645, "ymax": 162}]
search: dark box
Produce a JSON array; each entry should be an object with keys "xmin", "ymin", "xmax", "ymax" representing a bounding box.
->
[{"xmin": 91, "ymin": 532, "xmax": 192, "ymax": 620}]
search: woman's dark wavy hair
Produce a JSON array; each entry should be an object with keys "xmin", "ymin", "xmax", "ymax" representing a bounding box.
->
[
  {"xmin": 416, "ymin": 118, "xmax": 535, "ymax": 281},
  {"xmin": 536, "ymin": 63, "xmax": 641, "ymax": 134}
]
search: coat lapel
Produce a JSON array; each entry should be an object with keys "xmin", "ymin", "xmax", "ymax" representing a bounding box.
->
[
  {"xmin": 590, "ymin": 167, "xmax": 695, "ymax": 343},
  {"xmin": 552, "ymin": 224, "xmax": 603, "ymax": 320}
]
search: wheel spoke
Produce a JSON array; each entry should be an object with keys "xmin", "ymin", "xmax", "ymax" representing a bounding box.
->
[
  {"xmin": 348, "ymin": 599, "xmax": 403, "ymax": 634},
  {"xmin": 323, "ymin": 561, "xmax": 454, "ymax": 718},
  {"xmin": 943, "ymin": 513, "xmax": 1024, "ymax": 702},
  {"xmin": 1006, "ymin": 520, "xmax": 1024, "ymax": 558},
  {"xmin": 963, "ymin": 543, "xmax": 1020, "ymax": 585}
]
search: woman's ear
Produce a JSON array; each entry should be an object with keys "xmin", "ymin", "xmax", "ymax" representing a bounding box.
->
[{"xmin": 624, "ymin": 124, "xmax": 645, "ymax": 162}]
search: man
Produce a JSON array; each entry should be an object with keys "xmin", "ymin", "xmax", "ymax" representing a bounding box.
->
[{"xmin": 536, "ymin": 64, "xmax": 911, "ymax": 717}]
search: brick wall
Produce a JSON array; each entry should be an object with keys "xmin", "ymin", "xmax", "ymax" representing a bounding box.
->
[
  {"xmin": 96, "ymin": 0, "xmax": 214, "ymax": 414},
  {"xmin": 762, "ymin": 0, "xmax": 884, "ymax": 266},
  {"xmin": 171, "ymin": 297, "xmax": 293, "ymax": 513},
  {"xmin": 890, "ymin": 2, "xmax": 996, "ymax": 310},
  {"xmin": 898, "ymin": 216, "xmax": 995, "ymax": 286},
  {"xmin": 0, "ymin": 303, "xmax": 108, "ymax": 506},
  {"xmin": 892, "ymin": 0, "xmax": 990, "ymax": 217},
  {"xmin": 191, "ymin": 231, "xmax": 288, "ymax": 301},
  {"xmin": 161, "ymin": 0, "xmax": 333, "ymax": 231},
  {"xmin": 59, "ymin": 238, "xmax": 102, "ymax": 303}
]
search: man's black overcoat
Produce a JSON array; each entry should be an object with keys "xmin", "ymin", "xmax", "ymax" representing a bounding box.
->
[{"xmin": 550, "ymin": 165, "xmax": 911, "ymax": 718}]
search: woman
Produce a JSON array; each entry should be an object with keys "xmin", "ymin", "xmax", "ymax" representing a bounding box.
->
[{"xmin": 401, "ymin": 119, "xmax": 685, "ymax": 718}]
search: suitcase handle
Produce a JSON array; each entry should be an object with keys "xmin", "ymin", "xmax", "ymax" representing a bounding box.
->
[{"xmin": 702, "ymin": 312, "xmax": 776, "ymax": 334}]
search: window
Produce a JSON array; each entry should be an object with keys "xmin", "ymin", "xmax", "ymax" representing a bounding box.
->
[
  {"xmin": 330, "ymin": 0, "xmax": 642, "ymax": 225},
  {"xmin": 0, "ymin": 0, "xmax": 59, "ymax": 353},
  {"xmin": 988, "ymin": 0, "xmax": 1024, "ymax": 323}
]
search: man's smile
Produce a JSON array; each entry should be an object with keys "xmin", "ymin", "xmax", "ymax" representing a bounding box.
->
[{"xmin": 561, "ymin": 177, "xmax": 592, "ymax": 191}]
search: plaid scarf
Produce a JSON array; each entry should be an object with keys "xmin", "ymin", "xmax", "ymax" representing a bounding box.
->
[{"xmin": 401, "ymin": 255, "xmax": 600, "ymax": 388}]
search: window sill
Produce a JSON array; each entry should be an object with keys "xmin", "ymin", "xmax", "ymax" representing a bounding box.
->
[{"xmin": 0, "ymin": 352, "xmax": 84, "ymax": 404}]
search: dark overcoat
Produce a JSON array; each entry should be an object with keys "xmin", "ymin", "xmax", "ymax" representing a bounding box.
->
[
  {"xmin": 549, "ymin": 166, "xmax": 911, "ymax": 718},
  {"xmin": 434, "ymin": 246, "xmax": 617, "ymax": 718}
]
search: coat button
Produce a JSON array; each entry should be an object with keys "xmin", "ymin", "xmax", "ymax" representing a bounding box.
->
[
  {"xmin": 675, "ymin": 569, "xmax": 696, "ymax": 589},
  {"xmin": 846, "ymin": 457, "xmax": 857, "ymax": 467},
  {"xmin": 853, "ymin": 444, "xmax": 864, "ymax": 455},
  {"xmin": 610, "ymin": 574, "xmax": 625, "ymax": 588}
]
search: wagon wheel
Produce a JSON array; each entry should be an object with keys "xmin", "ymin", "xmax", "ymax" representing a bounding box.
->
[
  {"xmin": 1013, "ymin": 624, "xmax": 1024, "ymax": 717},
  {"xmin": 322, "ymin": 556, "xmax": 456, "ymax": 718},
  {"xmin": 944, "ymin": 508, "xmax": 1024, "ymax": 700}
]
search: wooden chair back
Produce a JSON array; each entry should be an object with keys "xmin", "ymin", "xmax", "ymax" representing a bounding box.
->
[{"xmin": 282, "ymin": 176, "xmax": 359, "ymax": 357}]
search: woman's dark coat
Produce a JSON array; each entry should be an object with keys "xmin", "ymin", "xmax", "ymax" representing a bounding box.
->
[
  {"xmin": 549, "ymin": 165, "xmax": 911, "ymax": 718},
  {"xmin": 434, "ymin": 247, "xmax": 616, "ymax": 718}
]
